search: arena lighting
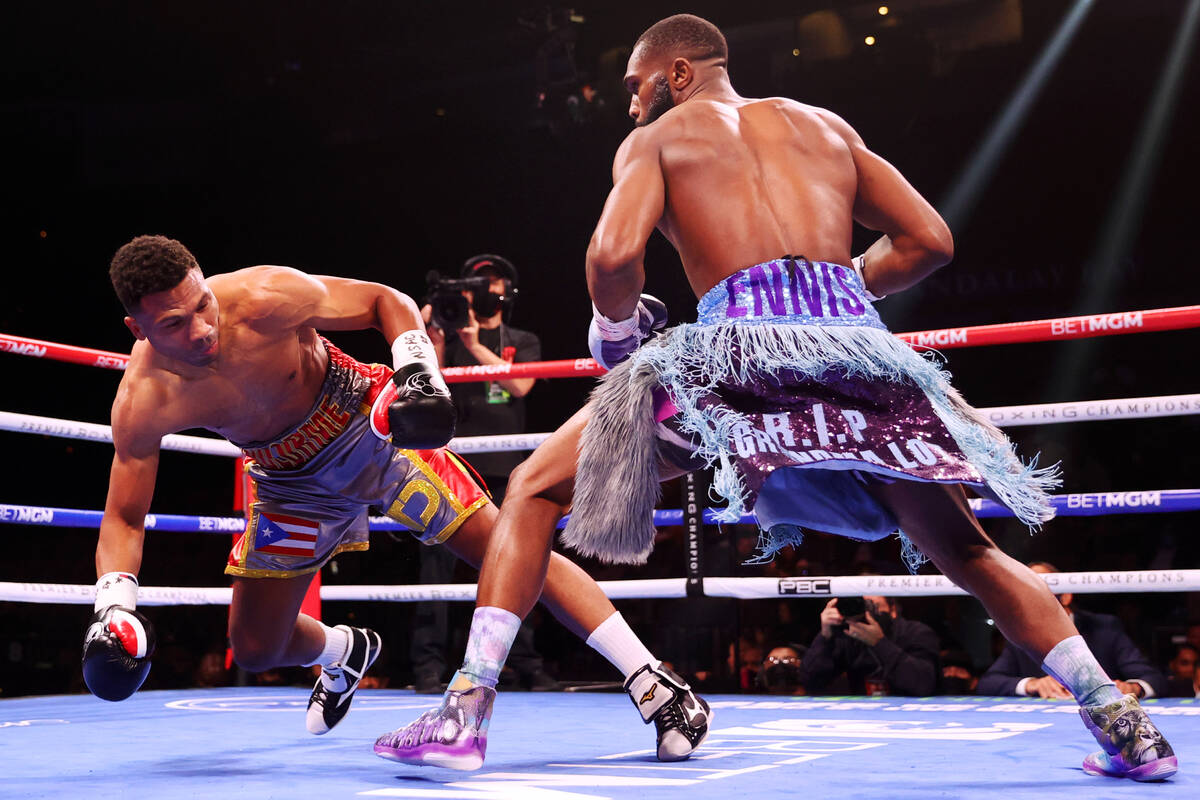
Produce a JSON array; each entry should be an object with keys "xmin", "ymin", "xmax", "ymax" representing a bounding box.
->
[
  {"xmin": 878, "ymin": 5, "xmax": 889, "ymax": 15},
  {"xmin": 938, "ymin": 0, "xmax": 1096, "ymax": 234},
  {"xmin": 865, "ymin": 35, "xmax": 877, "ymax": 45},
  {"xmin": 1047, "ymin": 0, "xmax": 1200, "ymax": 407},
  {"xmin": 875, "ymin": 0, "xmax": 1095, "ymax": 322},
  {"xmin": 1073, "ymin": 0, "xmax": 1200, "ymax": 316}
]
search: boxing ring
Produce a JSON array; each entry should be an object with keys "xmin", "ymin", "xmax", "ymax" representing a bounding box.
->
[{"xmin": 2, "ymin": 305, "xmax": 1199, "ymax": 798}]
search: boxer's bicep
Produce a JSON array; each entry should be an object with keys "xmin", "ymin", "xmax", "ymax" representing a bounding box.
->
[
  {"xmin": 303, "ymin": 275, "xmax": 421, "ymax": 336},
  {"xmin": 252, "ymin": 267, "xmax": 420, "ymax": 336}
]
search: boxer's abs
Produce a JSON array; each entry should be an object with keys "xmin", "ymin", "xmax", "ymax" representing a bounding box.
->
[{"xmin": 203, "ymin": 340, "xmax": 330, "ymax": 446}]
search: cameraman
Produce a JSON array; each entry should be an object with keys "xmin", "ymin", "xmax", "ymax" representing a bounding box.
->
[
  {"xmin": 412, "ymin": 254, "xmax": 556, "ymax": 692},
  {"xmin": 424, "ymin": 255, "xmax": 539, "ymax": 439},
  {"xmin": 799, "ymin": 596, "xmax": 939, "ymax": 696}
]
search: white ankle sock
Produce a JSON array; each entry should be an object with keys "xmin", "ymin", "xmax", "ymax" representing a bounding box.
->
[
  {"xmin": 302, "ymin": 623, "xmax": 350, "ymax": 668},
  {"xmin": 585, "ymin": 612, "xmax": 660, "ymax": 679},
  {"xmin": 1041, "ymin": 635, "xmax": 1122, "ymax": 706}
]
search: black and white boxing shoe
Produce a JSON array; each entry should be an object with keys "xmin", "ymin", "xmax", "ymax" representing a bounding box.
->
[
  {"xmin": 306, "ymin": 626, "xmax": 382, "ymax": 735},
  {"xmin": 624, "ymin": 663, "xmax": 713, "ymax": 761}
]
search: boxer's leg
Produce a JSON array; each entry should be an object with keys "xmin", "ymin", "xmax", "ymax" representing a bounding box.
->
[
  {"xmin": 229, "ymin": 573, "xmax": 326, "ymax": 671},
  {"xmin": 231, "ymin": 572, "xmax": 380, "ymax": 735},
  {"xmin": 864, "ymin": 481, "xmax": 1076, "ymax": 661},
  {"xmin": 444, "ymin": 499, "xmax": 611, "ymax": 640},
  {"xmin": 867, "ymin": 480, "xmax": 1176, "ymax": 780},
  {"xmin": 476, "ymin": 404, "xmax": 590, "ymax": 623},
  {"xmin": 376, "ymin": 404, "xmax": 711, "ymax": 766}
]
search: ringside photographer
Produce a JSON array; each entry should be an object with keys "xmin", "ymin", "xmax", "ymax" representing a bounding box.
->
[{"xmin": 800, "ymin": 595, "xmax": 939, "ymax": 697}]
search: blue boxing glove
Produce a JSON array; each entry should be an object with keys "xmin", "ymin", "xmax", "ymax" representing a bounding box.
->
[
  {"xmin": 370, "ymin": 329, "xmax": 456, "ymax": 449},
  {"xmin": 82, "ymin": 572, "xmax": 156, "ymax": 702},
  {"xmin": 588, "ymin": 294, "xmax": 669, "ymax": 370}
]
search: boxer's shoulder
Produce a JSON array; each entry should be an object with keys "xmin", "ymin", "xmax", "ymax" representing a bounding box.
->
[
  {"xmin": 111, "ymin": 366, "xmax": 179, "ymax": 447},
  {"xmin": 208, "ymin": 266, "xmax": 290, "ymax": 314},
  {"xmin": 214, "ymin": 266, "xmax": 329, "ymax": 331}
]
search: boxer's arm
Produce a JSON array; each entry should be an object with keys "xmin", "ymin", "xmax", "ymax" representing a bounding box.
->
[
  {"xmin": 822, "ymin": 112, "xmax": 953, "ymax": 297},
  {"xmin": 586, "ymin": 130, "xmax": 665, "ymax": 320},
  {"xmin": 244, "ymin": 265, "xmax": 424, "ymax": 342},
  {"xmin": 97, "ymin": 388, "xmax": 164, "ymax": 577}
]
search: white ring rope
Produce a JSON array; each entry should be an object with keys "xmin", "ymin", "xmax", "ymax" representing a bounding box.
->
[
  {"xmin": 3, "ymin": 570, "xmax": 1197, "ymax": 606},
  {"xmin": 2, "ymin": 393, "xmax": 1198, "ymax": 458}
]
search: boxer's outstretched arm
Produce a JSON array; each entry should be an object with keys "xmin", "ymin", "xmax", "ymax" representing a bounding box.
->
[
  {"xmin": 239, "ymin": 266, "xmax": 425, "ymax": 343},
  {"xmin": 97, "ymin": 383, "xmax": 165, "ymax": 577},
  {"xmin": 586, "ymin": 130, "xmax": 665, "ymax": 320},
  {"xmin": 822, "ymin": 112, "xmax": 953, "ymax": 297}
]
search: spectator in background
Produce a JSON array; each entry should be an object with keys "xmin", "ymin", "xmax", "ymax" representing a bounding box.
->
[
  {"xmin": 1165, "ymin": 643, "xmax": 1198, "ymax": 698},
  {"xmin": 759, "ymin": 644, "xmax": 807, "ymax": 695},
  {"xmin": 977, "ymin": 562, "xmax": 1167, "ymax": 698},
  {"xmin": 800, "ymin": 595, "xmax": 939, "ymax": 696},
  {"xmin": 1186, "ymin": 623, "xmax": 1200, "ymax": 651},
  {"xmin": 411, "ymin": 254, "xmax": 556, "ymax": 693},
  {"xmin": 939, "ymin": 648, "xmax": 979, "ymax": 695}
]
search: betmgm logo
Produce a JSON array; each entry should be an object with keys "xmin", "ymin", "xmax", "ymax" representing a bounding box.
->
[{"xmin": 777, "ymin": 578, "xmax": 832, "ymax": 595}]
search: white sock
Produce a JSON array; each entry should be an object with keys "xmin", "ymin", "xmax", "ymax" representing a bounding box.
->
[
  {"xmin": 1041, "ymin": 634, "xmax": 1122, "ymax": 706},
  {"xmin": 585, "ymin": 612, "xmax": 660, "ymax": 679},
  {"xmin": 301, "ymin": 622, "xmax": 350, "ymax": 668}
]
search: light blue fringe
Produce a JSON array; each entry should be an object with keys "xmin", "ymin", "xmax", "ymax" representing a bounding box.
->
[{"xmin": 630, "ymin": 321, "xmax": 1062, "ymax": 535}]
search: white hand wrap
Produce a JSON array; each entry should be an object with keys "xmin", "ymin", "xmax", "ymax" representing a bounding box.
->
[
  {"xmin": 590, "ymin": 304, "xmax": 642, "ymax": 341},
  {"xmin": 390, "ymin": 330, "xmax": 449, "ymax": 394},
  {"xmin": 853, "ymin": 255, "xmax": 885, "ymax": 302},
  {"xmin": 94, "ymin": 571, "xmax": 138, "ymax": 612}
]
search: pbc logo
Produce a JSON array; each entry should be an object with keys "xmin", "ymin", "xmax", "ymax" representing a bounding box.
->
[{"xmin": 778, "ymin": 578, "xmax": 831, "ymax": 595}]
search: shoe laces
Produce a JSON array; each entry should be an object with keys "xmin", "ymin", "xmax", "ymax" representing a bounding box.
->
[
  {"xmin": 655, "ymin": 695, "xmax": 687, "ymax": 735},
  {"xmin": 310, "ymin": 681, "xmax": 331, "ymax": 709}
]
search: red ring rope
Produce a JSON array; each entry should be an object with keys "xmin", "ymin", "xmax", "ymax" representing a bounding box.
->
[{"xmin": 3, "ymin": 304, "xmax": 1197, "ymax": 381}]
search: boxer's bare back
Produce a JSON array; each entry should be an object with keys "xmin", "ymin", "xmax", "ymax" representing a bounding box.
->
[{"xmin": 587, "ymin": 46, "xmax": 951, "ymax": 315}]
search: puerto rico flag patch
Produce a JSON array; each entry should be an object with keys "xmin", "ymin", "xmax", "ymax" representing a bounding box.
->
[{"xmin": 254, "ymin": 512, "xmax": 319, "ymax": 557}]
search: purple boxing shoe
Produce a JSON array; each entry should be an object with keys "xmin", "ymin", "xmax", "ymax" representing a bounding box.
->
[
  {"xmin": 374, "ymin": 685, "xmax": 496, "ymax": 771},
  {"xmin": 1080, "ymin": 694, "xmax": 1177, "ymax": 781}
]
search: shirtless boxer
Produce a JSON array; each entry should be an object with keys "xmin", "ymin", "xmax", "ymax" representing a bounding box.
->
[
  {"xmin": 380, "ymin": 14, "xmax": 1176, "ymax": 782},
  {"xmin": 84, "ymin": 235, "xmax": 704, "ymax": 756}
]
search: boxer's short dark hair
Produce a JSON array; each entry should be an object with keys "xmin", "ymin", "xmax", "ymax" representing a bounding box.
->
[
  {"xmin": 109, "ymin": 235, "xmax": 200, "ymax": 312},
  {"xmin": 635, "ymin": 14, "xmax": 728, "ymax": 64}
]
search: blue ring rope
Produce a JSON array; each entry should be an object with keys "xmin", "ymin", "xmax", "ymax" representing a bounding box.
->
[{"xmin": 2, "ymin": 489, "xmax": 1197, "ymax": 533}]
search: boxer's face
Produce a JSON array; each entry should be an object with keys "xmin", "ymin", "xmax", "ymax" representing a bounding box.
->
[
  {"xmin": 625, "ymin": 47, "xmax": 674, "ymax": 127},
  {"xmin": 125, "ymin": 268, "xmax": 221, "ymax": 366}
]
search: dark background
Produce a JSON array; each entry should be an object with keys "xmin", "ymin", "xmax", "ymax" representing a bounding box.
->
[{"xmin": 1, "ymin": 1, "xmax": 1197, "ymax": 696}]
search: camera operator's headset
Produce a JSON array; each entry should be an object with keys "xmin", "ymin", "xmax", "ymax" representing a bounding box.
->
[{"xmin": 462, "ymin": 254, "xmax": 519, "ymax": 322}]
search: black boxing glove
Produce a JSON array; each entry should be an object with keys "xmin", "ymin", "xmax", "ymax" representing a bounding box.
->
[
  {"xmin": 370, "ymin": 329, "xmax": 456, "ymax": 449},
  {"xmin": 82, "ymin": 572, "xmax": 156, "ymax": 701}
]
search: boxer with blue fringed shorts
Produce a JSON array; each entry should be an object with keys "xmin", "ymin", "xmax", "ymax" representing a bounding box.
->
[{"xmin": 380, "ymin": 13, "xmax": 1175, "ymax": 781}]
